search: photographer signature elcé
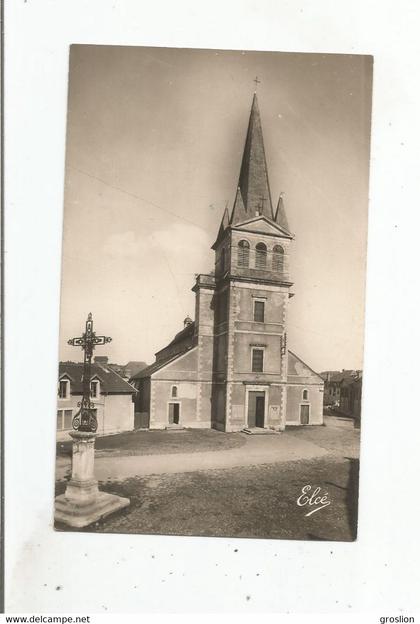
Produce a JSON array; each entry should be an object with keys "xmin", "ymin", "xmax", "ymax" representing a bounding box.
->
[{"xmin": 297, "ymin": 485, "xmax": 331, "ymax": 516}]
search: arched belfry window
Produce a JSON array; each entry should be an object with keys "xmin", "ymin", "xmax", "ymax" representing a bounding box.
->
[
  {"xmin": 238, "ymin": 240, "xmax": 250, "ymax": 268},
  {"xmin": 272, "ymin": 245, "xmax": 284, "ymax": 271},
  {"xmin": 255, "ymin": 242, "xmax": 267, "ymax": 269}
]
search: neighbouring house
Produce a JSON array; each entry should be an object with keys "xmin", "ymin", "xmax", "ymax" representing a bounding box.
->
[
  {"xmin": 320, "ymin": 369, "xmax": 362, "ymax": 409},
  {"xmin": 339, "ymin": 372, "xmax": 363, "ymax": 426},
  {"xmin": 95, "ymin": 356, "xmax": 147, "ymax": 380},
  {"xmin": 130, "ymin": 93, "xmax": 324, "ymax": 431},
  {"xmin": 57, "ymin": 360, "xmax": 136, "ymax": 440}
]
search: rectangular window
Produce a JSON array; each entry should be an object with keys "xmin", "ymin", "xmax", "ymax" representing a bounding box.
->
[
  {"xmin": 58, "ymin": 380, "xmax": 68, "ymax": 399},
  {"xmin": 90, "ymin": 380, "xmax": 99, "ymax": 398},
  {"xmin": 252, "ymin": 348, "xmax": 264, "ymax": 373},
  {"xmin": 254, "ymin": 300, "xmax": 265, "ymax": 322},
  {"xmin": 57, "ymin": 409, "xmax": 73, "ymax": 430},
  {"xmin": 63, "ymin": 409, "xmax": 73, "ymax": 429}
]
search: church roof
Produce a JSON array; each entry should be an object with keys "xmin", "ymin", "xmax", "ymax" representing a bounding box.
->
[
  {"xmin": 157, "ymin": 321, "xmax": 195, "ymax": 353},
  {"xmin": 130, "ymin": 346, "xmax": 196, "ymax": 381}
]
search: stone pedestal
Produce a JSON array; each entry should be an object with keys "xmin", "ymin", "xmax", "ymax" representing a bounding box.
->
[{"xmin": 55, "ymin": 431, "xmax": 130, "ymax": 528}]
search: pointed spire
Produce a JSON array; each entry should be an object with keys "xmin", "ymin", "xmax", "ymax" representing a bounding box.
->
[
  {"xmin": 229, "ymin": 187, "xmax": 247, "ymax": 225},
  {"xmin": 221, "ymin": 204, "xmax": 230, "ymax": 229},
  {"xmin": 274, "ymin": 193, "xmax": 290, "ymax": 232},
  {"xmin": 213, "ymin": 204, "xmax": 231, "ymax": 248},
  {"xmin": 231, "ymin": 93, "xmax": 273, "ymax": 225}
]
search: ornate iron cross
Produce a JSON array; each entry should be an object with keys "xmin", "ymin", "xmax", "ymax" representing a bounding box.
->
[{"xmin": 67, "ymin": 313, "xmax": 112, "ymax": 433}]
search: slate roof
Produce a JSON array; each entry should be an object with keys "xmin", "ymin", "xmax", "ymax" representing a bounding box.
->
[
  {"xmin": 214, "ymin": 93, "xmax": 292, "ymax": 246},
  {"xmin": 232, "ymin": 93, "xmax": 273, "ymax": 223},
  {"xmin": 162, "ymin": 321, "xmax": 195, "ymax": 350},
  {"xmin": 320, "ymin": 370, "xmax": 362, "ymax": 384},
  {"xmin": 130, "ymin": 346, "xmax": 196, "ymax": 381},
  {"xmin": 59, "ymin": 362, "xmax": 136, "ymax": 394}
]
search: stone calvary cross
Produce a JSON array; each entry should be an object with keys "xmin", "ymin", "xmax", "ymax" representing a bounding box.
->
[{"xmin": 55, "ymin": 313, "xmax": 130, "ymax": 529}]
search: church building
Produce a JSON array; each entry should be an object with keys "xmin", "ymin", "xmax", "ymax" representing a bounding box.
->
[{"xmin": 131, "ymin": 94, "xmax": 324, "ymax": 431}]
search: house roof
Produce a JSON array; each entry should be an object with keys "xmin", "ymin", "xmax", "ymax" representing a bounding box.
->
[
  {"xmin": 59, "ymin": 362, "xmax": 136, "ymax": 394},
  {"xmin": 126, "ymin": 360, "xmax": 147, "ymax": 370},
  {"xmin": 320, "ymin": 370, "xmax": 362, "ymax": 384}
]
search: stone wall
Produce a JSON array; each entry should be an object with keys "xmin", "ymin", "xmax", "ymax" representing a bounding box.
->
[{"xmin": 286, "ymin": 384, "xmax": 323, "ymax": 425}]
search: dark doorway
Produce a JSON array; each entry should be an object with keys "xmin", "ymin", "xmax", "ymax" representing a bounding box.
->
[
  {"xmin": 300, "ymin": 404, "xmax": 310, "ymax": 424},
  {"xmin": 168, "ymin": 402, "xmax": 180, "ymax": 425},
  {"xmin": 135, "ymin": 411, "xmax": 150, "ymax": 429},
  {"xmin": 248, "ymin": 391, "xmax": 265, "ymax": 428}
]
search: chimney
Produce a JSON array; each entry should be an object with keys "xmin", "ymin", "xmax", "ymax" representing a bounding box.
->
[{"xmin": 94, "ymin": 355, "xmax": 109, "ymax": 364}]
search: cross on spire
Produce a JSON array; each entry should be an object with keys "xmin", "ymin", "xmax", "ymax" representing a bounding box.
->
[{"xmin": 253, "ymin": 76, "xmax": 261, "ymax": 90}]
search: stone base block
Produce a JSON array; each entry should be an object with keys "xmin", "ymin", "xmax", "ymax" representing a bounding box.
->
[{"xmin": 55, "ymin": 491, "xmax": 130, "ymax": 529}]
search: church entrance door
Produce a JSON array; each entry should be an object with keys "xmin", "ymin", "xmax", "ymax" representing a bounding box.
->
[{"xmin": 248, "ymin": 391, "xmax": 265, "ymax": 428}]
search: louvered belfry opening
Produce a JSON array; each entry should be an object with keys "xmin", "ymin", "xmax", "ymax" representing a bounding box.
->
[
  {"xmin": 238, "ymin": 239, "xmax": 250, "ymax": 267},
  {"xmin": 255, "ymin": 242, "xmax": 267, "ymax": 269}
]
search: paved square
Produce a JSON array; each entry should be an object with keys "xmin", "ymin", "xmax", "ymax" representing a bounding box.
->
[{"xmin": 56, "ymin": 416, "xmax": 359, "ymax": 541}]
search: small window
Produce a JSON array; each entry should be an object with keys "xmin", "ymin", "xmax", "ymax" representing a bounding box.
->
[
  {"xmin": 57, "ymin": 409, "xmax": 73, "ymax": 431},
  {"xmin": 90, "ymin": 380, "xmax": 99, "ymax": 398},
  {"xmin": 252, "ymin": 348, "xmax": 264, "ymax": 373},
  {"xmin": 254, "ymin": 300, "xmax": 265, "ymax": 322},
  {"xmin": 238, "ymin": 240, "xmax": 250, "ymax": 267},
  {"xmin": 171, "ymin": 385, "xmax": 178, "ymax": 398},
  {"xmin": 303, "ymin": 389, "xmax": 308, "ymax": 401},
  {"xmin": 255, "ymin": 243, "xmax": 267, "ymax": 269},
  {"xmin": 58, "ymin": 379, "xmax": 69, "ymax": 399},
  {"xmin": 272, "ymin": 245, "xmax": 284, "ymax": 271}
]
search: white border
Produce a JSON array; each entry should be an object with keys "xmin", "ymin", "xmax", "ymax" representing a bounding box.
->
[{"xmin": 5, "ymin": 0, "xmax": 420, "ymax": 614}]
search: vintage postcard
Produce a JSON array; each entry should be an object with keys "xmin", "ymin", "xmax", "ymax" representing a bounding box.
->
[{"xmin": 54, "ymin": 45, "xmax": 372, "ymax": 541}]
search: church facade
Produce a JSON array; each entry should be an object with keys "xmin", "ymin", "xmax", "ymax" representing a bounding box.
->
[{"xmin": 131, "ymin": 94, "xmax": 324, "ymax": 432}]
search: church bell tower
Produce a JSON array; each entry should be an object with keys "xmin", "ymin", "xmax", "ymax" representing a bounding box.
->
[{"xmin": 211, "ymin": 94, "xmax": 294, "ymax": 432}]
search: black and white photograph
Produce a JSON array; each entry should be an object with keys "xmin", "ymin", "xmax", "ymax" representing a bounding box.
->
[
  {"xmin": 54, "ymin": 45, "xmax": 371, "ymax": 542},
  {"xmin": 6, "ymin": 0, "xmax": 420, "ymax": 617}
]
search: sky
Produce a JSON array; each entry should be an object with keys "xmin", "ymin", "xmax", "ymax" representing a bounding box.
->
[{"xmin": 59, "ymin": 45, "xmax": 372, "ymax": 371}]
